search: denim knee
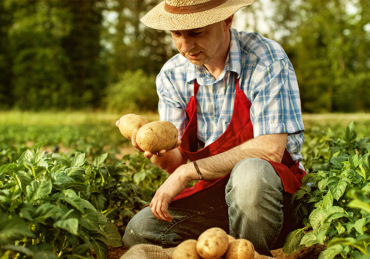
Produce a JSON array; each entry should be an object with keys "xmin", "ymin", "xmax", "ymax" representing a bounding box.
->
[
  {"xmin": 122, "ymin": 207, "xmax": 162, "ymax": 249},
  {"xmin": 225, "ymin": 158, "xmax": 284, "ymax": 255},
  {"xmin": 225, "ymin": 158, "xmax": 283, "ymax": 207}
]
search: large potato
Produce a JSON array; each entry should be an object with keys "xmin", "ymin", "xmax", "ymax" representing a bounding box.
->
[
  {"xmin": 225, "ymin": 239, "xmax": 255, "ymax": 259},
  {"xmin": 173, "ymin": 239, "xmax": 200, "ymax": 259},
  {"xmin": 196, "ymin": 227, "xmax": 229, "ymax": 259},
  {"xmin": 118, "ymin": 114, "xmax": 149, "ymax": 140},
  {"xmin": 136, "ymin": 121, "xmax": 178, "ymax": 152}
]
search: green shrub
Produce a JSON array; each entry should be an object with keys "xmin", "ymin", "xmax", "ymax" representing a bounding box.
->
[{"xmin": 105, "ymin": 70, "xmax": 158, "ymax": 112}]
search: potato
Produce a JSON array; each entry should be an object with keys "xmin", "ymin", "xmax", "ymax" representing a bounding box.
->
[
  {"xmin": 228, "ymin": 235, "xmax": 236, "ymax": 244},
  {"xmin": 118, "ymin": 114, "xmax": 149, "ymax": 140},
  {"xmin": 173, "ymin": 239, "xmax": 200, "ymax": 259},
  {"xmin": 136, "ymin": 121, "xmax": 178, "ymax": 152},
  {"xmin": 196, "ymin": 227, "xmax": 229, "ymax": 259},
  {"xmin": 225, "ymin": 239, "xmax": 255, "ymax": 259}
]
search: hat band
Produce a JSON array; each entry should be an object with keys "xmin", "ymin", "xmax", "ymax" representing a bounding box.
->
[{"xmin": 164, "ymin": 0, "xmax": 227, "ymax": 14}]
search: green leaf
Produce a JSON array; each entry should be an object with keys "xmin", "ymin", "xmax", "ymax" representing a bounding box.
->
[
  {"xmin": 309, "ymin": 206, "xmax": 344, "ymax": 233},
  {"xmin": 362, "ymin": 183, "xmax": 370, "ymax": 194},
  {"xmin": 73, "ymin": 242, "xmax": 92, "ymax": 255},
  {"xmin": 354, "ymin": 218, "xmax": 367, "ymax": 235},
  {"xmin": 133, "ymin": 170, "xmax": 147, "ymax": 185},
  {"xmin": 33, "ymin": 250, "xmax": 58, "ymax": 259},
  {"xmin": 32, "ymin": 141, "xmax": 46, "ymax": 154},
  {"xmin": 344, "ymin": 121, "xmax": 357, "ymax": 143},
  {"xmin": 333, "ymin": 221, "xmax": 346, "ymax": 235},
  {"xmin": 54, "ymin": 218, "xmax": 79, "ymax": 235},
  {"xmin": 318, "ymin": 244, "xmax": 343, "ymax": 259},
  {"xmin": 323, "ymin": 191, "xmax": 333, "ymax": 210},
  {"xmin": 316, "ymin": 230, "xmax": 327, "ymax": 245},
  {"xmin": 345, "ymin": 221, "xmax": 356, "ymax": 234},
  {"xmin": 348, "ymin": 199, "xmax": 370, "ymax": 214},
  {"xmin": 61, "ymin": 196, "xmax": 86, "ymax": 213},
  {"xmin": 349, "ymin": 154, "xmax": 360, "ymax": 169},
  {"xmin": 326, "ymin": 212, "xmax": 349, "ymax": 223},
  {"xmin": 356, "ymin": 164, "xmax": 368, "ymax": 181},
  {"xmin": 3, "ymin": 245, "xmax": 34, "ymax": 256},
  {"xmin": 283, "ymin": 229, "xmax": 304, "ymax": 255},
  {"xmin": 101, "ymin": 222, "xmax": 122, "ymax": 247},
  {"xmin": 71, "ymin": 153, "xmax": 86, "ymax": 167},
  {"xmin": 330, "ymin": 156, "xmax": 348, "ymax": 170},
  {"xmin": 92, "ymin": 239, "xmax": 108, "ymax": 259},
  {"xmin": 318, "ymin": 178, "xmax": 329, "ymax": 190},
  {"xmin": 32, "ymin": 203, "xmax": 60, "ymax": 223},
  {"xmin": 26, "ymin": 180, "xmax": 52, "ymax": 203},
  {"xmin": 14, "ymin": 170, "xmax": 32, "ymax": 191},
  {"xmin": 327, "ymin": 236, "xmax": 370, "ymax": 254},
  {"xmin": 93, "ymin": 153, "xmax": 108, "ymax": 167},
  {"xmin": 300, "ymin": 232, "xmax": 318, "ymax": 247},
  {"xmin": 90, "ymin": 193, "xmax": 107, "ymax": 211},
  {"xmin": 65, "ymin": 167, "xmax": 85, "ymax": 182},
  {"xmin": 80, "ymin": 209, "xmax": 99, "ymax": 230},
  {"xmin": 327, "ymin": 176, "xmax": 348, "ymax": 200},
  {"xmin": 0, "ymin": 216, "xmax": 35, "ymax": 245}
]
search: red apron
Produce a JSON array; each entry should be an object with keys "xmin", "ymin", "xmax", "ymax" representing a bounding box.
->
[{"xmin": 173, "ymin": 74, "xmax": 305, "ymax": 202}]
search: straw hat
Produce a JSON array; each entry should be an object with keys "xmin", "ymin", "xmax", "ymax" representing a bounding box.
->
[{"xmin": 141, "ymin": 0, "xmax": 254, "ymax": 31}]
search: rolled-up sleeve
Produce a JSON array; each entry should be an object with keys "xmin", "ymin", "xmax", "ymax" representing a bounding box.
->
[{"xmin": 249, "ymin": 57, "xmax": 305, "ymax": 137}]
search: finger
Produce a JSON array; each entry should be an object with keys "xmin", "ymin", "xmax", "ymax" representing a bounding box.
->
[
  {"xmin": 132, "ymin": 129, "xmax": 144, "ymax": 152},
  {"xmin": 175, "ymin": 140, "xmax": 181, "ymax": 148},
  {"xmin": 116, "ymin": 120, "xmax": 120, "ymax": 127},
  {"xmin": 158, "ymin": 150, "xmax": 166, "ymax": 157},
  {"xmin": 156, "ymin": 200, "xmax": 169, "ymax": 222},
  {"xmin": 161, "ymin": 203, "xmax": 173, "ymax": 222},
  {"xmin": 144, "ymin": 151, "xmax": 154, "ymax": 159},
  {"xmin": 150, "ymin": 200, "xmax": 161, "ymax": 220},
  {"xmin": 169, "ymin": 140, "xmax": 181, "ymax": 150}
]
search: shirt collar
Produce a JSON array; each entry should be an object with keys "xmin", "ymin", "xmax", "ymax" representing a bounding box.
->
[{"xmin": 186, "ymin": 28, "xmax": 242, "ymax": 84}]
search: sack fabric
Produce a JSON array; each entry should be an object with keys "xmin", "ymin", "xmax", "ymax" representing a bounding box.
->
[{"xmin": 120, "ymin": 244, "xmax": 275, "ymax": 259}]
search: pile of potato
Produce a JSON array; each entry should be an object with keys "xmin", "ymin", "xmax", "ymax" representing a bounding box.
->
[
  {"xmin": 117, "ymin": 114, "xmax": 178, "ymax": 152},
  {"xmin": 173, "ymin": 228, "xmax": 255, "ymax": 259}
]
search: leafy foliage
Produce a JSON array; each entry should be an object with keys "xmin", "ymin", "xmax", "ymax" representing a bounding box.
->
[
  {"xmin": 0, "ymin": 141, "xmax": 168, "ymax": 258},
  {"xmin": 284, "ymin": 122, "xmax": 370, "ymax": 258},
  {"xmin": 104, "ymin": 70, "xmax": 159, "ymax": 112}
]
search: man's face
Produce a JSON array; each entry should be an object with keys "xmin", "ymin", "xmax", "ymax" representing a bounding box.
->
[{"xmin": 170, "ymin": 20, "xmax": 231, "ymax": 67}]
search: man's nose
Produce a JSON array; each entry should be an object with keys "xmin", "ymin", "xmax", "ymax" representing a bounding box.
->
[{"xmin": 180, "ymin": 36, "xmax": 195, "ymax": 53}]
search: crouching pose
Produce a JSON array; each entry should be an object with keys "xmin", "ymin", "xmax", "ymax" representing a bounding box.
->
[{"xmin": 121, "ymin": 0, "xmax": 306, "ymax": 256}]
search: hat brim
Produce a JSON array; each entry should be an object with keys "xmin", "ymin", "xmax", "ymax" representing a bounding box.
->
[{"xmin": 141, "ymin": 0, "xmax": 254, "ymax": 31}]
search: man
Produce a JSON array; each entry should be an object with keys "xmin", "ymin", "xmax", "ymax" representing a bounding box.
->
[{"xmin": 121, "ymin": 0, "xmax": 306, "ymax": 256}]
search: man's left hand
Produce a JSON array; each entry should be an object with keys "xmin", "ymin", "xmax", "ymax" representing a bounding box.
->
[{"xmin": 149, "ymin": 165, "xmax": 190, "ymax": 222}]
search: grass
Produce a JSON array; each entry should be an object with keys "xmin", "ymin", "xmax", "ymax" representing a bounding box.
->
[
  {"xmin": 1, "ymin": 111, "xmax": 370, "ymax": 126},
  {"xmin": 0, "ymin": 111, "xmax": 160, "ymax": 125}
]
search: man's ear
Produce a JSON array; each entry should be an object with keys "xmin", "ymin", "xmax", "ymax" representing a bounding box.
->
[{"xmin": 224, "ymin": 15, "xmax": 234, "ymax": 30}]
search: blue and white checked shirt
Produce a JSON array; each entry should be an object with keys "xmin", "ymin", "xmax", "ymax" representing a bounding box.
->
[{"xmin": 156, "ymin": 28, "xmax": 305, "ymax": 167}]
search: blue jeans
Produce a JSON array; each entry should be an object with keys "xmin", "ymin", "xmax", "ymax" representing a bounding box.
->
[{"xmin": 123, "ymin": 158, "xmax": 293, "ymax": 256}]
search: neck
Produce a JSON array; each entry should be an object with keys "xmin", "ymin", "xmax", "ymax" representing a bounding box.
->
[{"xmin": 203, "ymin": 31, "xmax": 231, "ymax": 79}]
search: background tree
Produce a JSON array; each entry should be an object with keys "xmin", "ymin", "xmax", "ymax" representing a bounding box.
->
[{"xmin": 0, "ymin": 1, "xmax": 13, "ymax": 109}]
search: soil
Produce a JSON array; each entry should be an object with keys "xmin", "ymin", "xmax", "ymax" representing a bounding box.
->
[{"xmin": 107, "ymin": 243, "xmax": 326, "ymax": 259}]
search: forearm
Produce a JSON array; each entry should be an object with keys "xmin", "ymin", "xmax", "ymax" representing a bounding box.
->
[
  {"xmin": 185, "ymin": 133, "xmax": 288, "ymax": 181},
  {"xmin": 150, "ymin": 148, "xmax": 188, "ymax": 174}
]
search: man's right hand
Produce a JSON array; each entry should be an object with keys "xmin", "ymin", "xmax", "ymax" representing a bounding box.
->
[
  {"xmin": 116, "ymin": 120, "xmax": 181, "ymax": 159},
  {"xmin": 132, "ymin": 129, "xmax": 181, "ymax": 158}
]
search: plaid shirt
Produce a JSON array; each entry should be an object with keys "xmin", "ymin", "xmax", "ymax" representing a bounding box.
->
[{"xmin": 157, "ymin": 28, "xmax": 305, "ymax": 166}]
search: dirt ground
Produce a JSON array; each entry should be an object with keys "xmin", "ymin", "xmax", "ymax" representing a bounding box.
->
[{"xmin": 106, "ymin": 244, "xmax": 326, "ymax": 259}]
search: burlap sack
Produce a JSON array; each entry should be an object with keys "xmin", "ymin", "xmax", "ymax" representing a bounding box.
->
[{"xmin": 120, "ymin": 244, "xmax": 275, "ymax": 259}]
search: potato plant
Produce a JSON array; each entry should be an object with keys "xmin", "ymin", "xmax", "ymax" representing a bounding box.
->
[
  {"xmin": 0, "ymin": 142, "xmax": 168, "ymax": 259},
  {"xmin": 284, "ymin": 122, "xmax": 370, "ymax": 259}
]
